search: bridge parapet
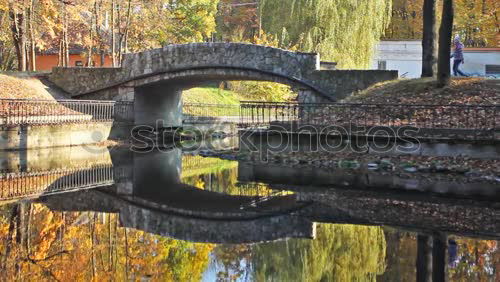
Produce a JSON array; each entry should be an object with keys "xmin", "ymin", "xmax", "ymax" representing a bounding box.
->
[
  {"xmin": 122, "ymin": 42, "xmax": 319, "ymax": 80},
  {"xmin": 49, "ymin": 43, "xmax": 397, "ymax": 102}
]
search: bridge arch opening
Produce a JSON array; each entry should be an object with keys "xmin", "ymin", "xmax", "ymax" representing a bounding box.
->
[{"xmin": 132, "ymin": 67, "xmax": 326, "ymax": 127}]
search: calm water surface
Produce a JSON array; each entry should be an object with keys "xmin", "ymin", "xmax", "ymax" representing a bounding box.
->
[{"xmin": 0, "ymin": 145, "xmax": 499, "ymax": 281}]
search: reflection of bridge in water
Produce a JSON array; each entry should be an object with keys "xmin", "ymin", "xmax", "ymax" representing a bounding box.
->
[
  {"xmin": 0, "ymin": 147, "xmax": 313, "ymax": 244},
  {"xmin": 239, "ymin": 162, "xmax": 500, "ymax": 239},
  {"xmin": 0, "ymin": 165, "xmax": 114, "ymax": 201},
  {"xmin": 40, "ymin": 188, "xmax": 314, "ymax": 244},
  {"xmin": 2, "ymin": 146, "xmax": 500, "ymax": 243}
]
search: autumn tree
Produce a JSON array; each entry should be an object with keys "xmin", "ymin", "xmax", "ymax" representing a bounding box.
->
[
  {"xmin": 216, "ymin": 0, "xmax": 259, "ymax": 42},
  {"xmin": 259, "ymin": 0, "xmax": 392, "ymax": 68},
  {"xmin": 4, "ymin": 0, "xmax": 60, "ymax": 71},
  {"xmin": 384, "ymin": 0, "xmax": 424, "ymax": 40},
  {"xmin": 0, "ymin": 202, "xmax": 214, "ymax": 280},
  {"xmin": 115, "ymin": 0, "xmax": 133, "ymax": 66},
  {"xmin": 385, "ymin": 0, "xmax": 498, "ymax": 48},
  {"xmin": 449, "ymin": 238, "xmax": 500, "ymax": 280},
  {"xmin": 0, "ymin": 1, "xmax": 16, "ymax": 70},
  {"xmin": 454, "ymin": 0, "xmax": 499, "ymax": 47}
]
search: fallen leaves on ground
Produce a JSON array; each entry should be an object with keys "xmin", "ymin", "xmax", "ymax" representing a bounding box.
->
[
  {"xmin": 343, "ymin": 78, "xmax": 499, "ymax": 105},
  {"xmin": 0, "ymin": 74, "xmax": 81, "ymax": 117}
]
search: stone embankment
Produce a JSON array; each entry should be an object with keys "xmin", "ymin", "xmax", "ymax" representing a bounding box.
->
[{"xmin": 201, "ymin": 150, "xmax": 500, "ymax": 185}]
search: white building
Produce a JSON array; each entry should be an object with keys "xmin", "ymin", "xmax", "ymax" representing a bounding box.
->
[{"xmin": 372, "ymin": 40, "xmax": 500, "ymax": 78}]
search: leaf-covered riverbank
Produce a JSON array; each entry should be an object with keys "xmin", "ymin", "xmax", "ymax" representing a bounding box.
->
[
  {"xmin": 205, "ymin": 150, "xmax": 500, "ymax": 185},
  {"xmin": 343, "ymin": 78, "xmax": 500, "ymax": 105}
]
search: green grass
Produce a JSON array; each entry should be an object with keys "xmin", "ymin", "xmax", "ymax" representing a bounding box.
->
[
  {"xmin": 182, "ymin": 87, "xmax": 244, "ymax": 105},
  {"xmin": 181, "ymin": 155, "xmax": 238, "ymax": 179},
  {"xmin": 182, "ymin": 82, "xmax": 297, "ymax": 105}
]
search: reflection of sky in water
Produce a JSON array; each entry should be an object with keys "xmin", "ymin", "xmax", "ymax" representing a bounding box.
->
[{"xmin": 203, "ymin": 253, "xmax": 252, "ymax": 282}]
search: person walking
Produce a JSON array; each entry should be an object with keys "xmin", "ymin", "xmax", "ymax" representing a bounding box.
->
[{"xmin": 451, "ymin": 35, "xmax": 468, "ymax": 77}]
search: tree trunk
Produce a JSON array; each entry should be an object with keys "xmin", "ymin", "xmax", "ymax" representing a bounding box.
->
[
  {"xmin": 437, "ymin": 0, "xmax": 454, "ymax": 87},
  {"xmin": 416, "ymin": 235, "xmax": 433, "ymax": 282},
  {"xmin": 118, "ymin": 0, "xmax": 132, "ymax": 66},
  {"xmin": 64, "ymin": 5, "xmax": 69, "ymax": 67},
  {"xmin": 421, "ymin": 0, "xmax": 437, "ymax": 77},
  {"xmin": 432, "ymin": 233, "xmax": 448, "ymax": 282},
  {"xmin": 64, "ymin": 28, "xmax": 69, "ymax": 67},
  {"xmin": 100, "ymin": 50, "xmax": 105, "ymax": 66},
  {"xmin": 94, "ymin": 1, "xmax": 106, "ymax": 67},
  {"xmin": 89, "ymin": 213, "xmax": 96, "ymax": 279},
  {"xmin": 9, "ymin": 4, "xmax": 27, "ymax": 71},
  {"xmin": 27, "ymin": 0, "xmax": 36, "ymax": 71},
  {"xmin": 58, "ymin": 3, "xmax": 69, "ymax": 67},
  {"xmin": 87, "ymin": 10, "xmax": 94, "ymax": 67},
  {"xmin": 58, "ymin": 40, "xmax": 63, "ymax": 66},
  {"xmin": 117, "ymin": 2, "xmax": 121, "ymax": 65},
  {"xmin": 111, "ymin": 0, "xmax": 116, "ymax": 67},
  {"xmin": 258, "ymin": 0, "xmax": 263, "ymax": 38}
]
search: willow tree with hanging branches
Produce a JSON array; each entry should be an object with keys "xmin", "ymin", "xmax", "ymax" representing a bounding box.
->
[{"xmin": 260, "ymin": 0, "xmax": 392, "ymax": 69}]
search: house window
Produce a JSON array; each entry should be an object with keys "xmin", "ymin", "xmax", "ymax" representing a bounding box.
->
[
  {"xmin": 75, "ymin": 61, "xmax": 83, "ymax": 67},
  {"xmin": 485, "ymin": 65, "xmax": 500, "ymax": 76},
  {"xmin": 377, "ymin": 60, "xmax": 387, "ymax": 70}
]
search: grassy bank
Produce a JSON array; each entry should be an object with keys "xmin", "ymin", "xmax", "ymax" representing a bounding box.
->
[{"xmin": 182, "ymin": 87, "xmax": 243, "ymax": 105}]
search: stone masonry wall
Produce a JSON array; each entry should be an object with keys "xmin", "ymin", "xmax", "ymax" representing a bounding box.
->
[
  {"xmin": 49, "ymin": 43, "xmax": 398, "ymax": 101},
  {"xmin": 50, "ymin": 43, "xmax": 319, "ymax": 96}
]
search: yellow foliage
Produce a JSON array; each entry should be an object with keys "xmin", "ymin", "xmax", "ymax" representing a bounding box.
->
[{"xmin": 0, "ymin": 205, "xmax": 215, "ymax": 281}]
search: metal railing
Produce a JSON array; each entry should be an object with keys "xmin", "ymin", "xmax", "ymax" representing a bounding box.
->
[
  {"xmin": 240, "ymin": 101, "xmax": 500, "ymax": 140},
  {"xmin": 0, "ymin": 165, "xmax": 114, "ymax": 200},
  {"xmin": 183, "ymin": 103, "xmax": 240, "ymax": 123},
  {"xmin": 240, "ymin": 102, "xmax": 299, "ymax": 126},
  {"xmin": 115, "ymin": 100, "xmax": 134, "ymax": 122},
  {"xmin": 0, "ymin": 99, "xmax": 117, "ymax": 125},
  {"xmin": 235, "ymin": 182, "xmax": 294, "ymax": 210}
]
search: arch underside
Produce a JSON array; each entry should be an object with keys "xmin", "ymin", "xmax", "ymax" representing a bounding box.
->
[
  {"xmin": 129, "ymin": 66, "xmax": 327, "ymax": 95},
  {"xmin": 131, "ymin": 67, "xmax": 330, "ymax": 127},
  {"xmin": 40, "ymin": 188, "xmax": 314, "ymax": 244}
]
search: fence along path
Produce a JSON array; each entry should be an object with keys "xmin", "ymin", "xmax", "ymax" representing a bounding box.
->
[
  {"xmin": 239, "ymin": 101, "xmax": 500, "ymax": 141},
  {"xmin": 4, "ymin": 99, "xmax": 497, "ymax": 141},
  {"xmin": 0, "ymin": 99, "xmax": 117, "ymax": 125}
]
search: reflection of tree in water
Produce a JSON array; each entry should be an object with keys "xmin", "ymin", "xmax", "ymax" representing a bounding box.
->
[
  {"xmin": 181, "ymin": 155, "xmax": 239, "ymax": 193},
  {"xmin": 449, "ymin": 238, "xmax": 500, "ymax": 281},
  {"xmin": 377, "ymin": 229, "xmax": 417, "ymax": 281},
  {"xmin": 0, "ymin": 202, "xmax": 213, "ymax": 281},
  {"xmin": 214, "ymin": 244, "xmax": 253, "ymax": 281},
  {"xmin": 183, "ymin": 167, "xmax": 278, "ymax": 197},
  {"xmin": 182, "ymin": 167, "xmax": 238, "ymax": 192},
  {"xmin": 250, "ymin": 224, "xmax": 387, "ymax": 282},
  {"xmin": 374, "ymin": 229, "xmax": 500, "ymax": 281}
]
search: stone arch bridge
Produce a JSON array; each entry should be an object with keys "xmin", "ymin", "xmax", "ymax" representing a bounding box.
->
[{"xmin": 50, "ymin": 43, "xmax": 397, "ymax": 127}]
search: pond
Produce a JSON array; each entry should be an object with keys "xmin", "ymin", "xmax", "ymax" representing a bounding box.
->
[{"xmin": 0, "ymin": 143, "xmax": 499, "ymax": 281}]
